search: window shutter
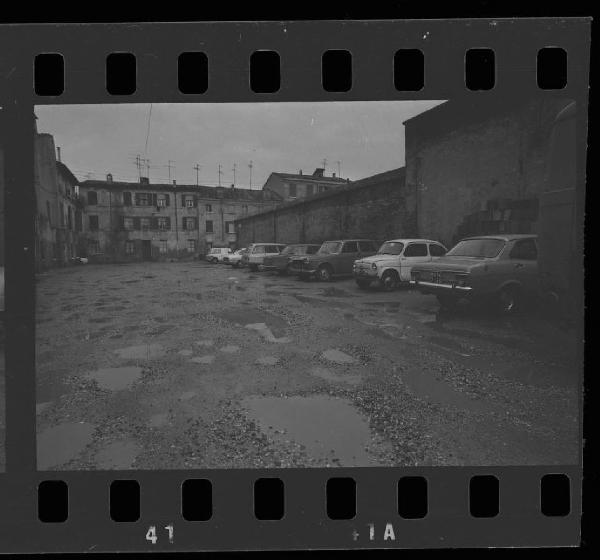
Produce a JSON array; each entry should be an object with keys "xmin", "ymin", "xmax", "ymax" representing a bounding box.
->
[
  {"xmin": 193, "ymin": 195, "xmax": 198, "ymax": 207},
  {"xmin": 165, "ymin": 194, "xmax": 170, "ymax": 206},
  {"xmin": 181, "ymin": 194, "xmax": 186, "ymax": 207},
  {"xmin": 152, "ymin": 193, "xmax": 158, "ymax": 207},
  {"xmin": 133, "ymin": 217, "xmax": 141, "ymax": 230},
  {"xmin": 120, "ymin": 216, "xmax": 125, "ymax": 230},
  {"xmin": 134, "ymin": 193, "xmax": 139, "ymax": 205},
  {"xmin": 151, "ymin": 217, "xmax": 158, "ymax": 230},
  {"xmin": 193, "ymin": 218, "xmax": 198, "ymax": 229},
  {"xmin": 166, "ymin": 217, "xmax": 171, "ymax": 229},
  {"xmin": 124, "ymin": 192, "xmax": 132, "ymax": 206}
]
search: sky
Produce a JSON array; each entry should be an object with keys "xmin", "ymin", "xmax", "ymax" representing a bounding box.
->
[{"xmin": 35, "ymin": 101, "xmax": 445, "ymax": 189}]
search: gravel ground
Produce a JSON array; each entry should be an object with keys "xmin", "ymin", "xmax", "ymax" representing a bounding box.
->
[{"xmin": 34, "ymin": 261, "xmax": 580, "ymax": 470}]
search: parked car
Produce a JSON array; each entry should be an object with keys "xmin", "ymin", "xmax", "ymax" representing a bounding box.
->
[
  {"xmin": 289, "ymin": 239, "xmax": 379, "ymax": 281},
  {"xmin": 353, "ymin": 238, "xmax": 447, "ymax": 291},
  {"xmin": 242, "ymin": 243, "xmax": 287, "ymax": 272},
  {"xmin": 205, "ymin": 247, "xmax": 232, "ymax": 263},
  {"xmin": 223, "ymin": 248, "xmax": 247, "ymax": 267},
  {"xmin": 262, "ymin": 244, "xmax": 321, "ymax": 275},
  {"xmin": 410, "ymin": 234, "xmax": 540, "ymax": 313}
]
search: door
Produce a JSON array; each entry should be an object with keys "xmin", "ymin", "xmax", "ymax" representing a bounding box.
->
[
  {"xmin": 142, "ymin": 240, "xmax": 152, "ymax": 260},
  {"xmin": 507, "ymin": 238, "xmax": 539, "ymax": 293},
  {"xmin": 338, "ymin": 241, "xmax": 359, "ymax": 275},
  {"xmin": 400, "ymin": 242, "xmax": 430, "ymax": 281}
]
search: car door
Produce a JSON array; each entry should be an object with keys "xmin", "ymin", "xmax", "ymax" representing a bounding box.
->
[
  {"xmin": 339, "ymin": 241, "xmax": 359, "ymax": 275},
  {"xmin": 507, "ymin": 238, "xmax": 539, "ymax": 293},
  {"xmin": 400, "ymin": 242, "xmax": 430, "ymax": 281}
]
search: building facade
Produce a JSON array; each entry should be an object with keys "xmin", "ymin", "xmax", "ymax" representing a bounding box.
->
[
  {"xmin": 262, "ymin": 168, "xmax": 349, "ymax": 201},
  {"xmin": 236, "ymin": 167, "xmax": 412, "ymax": 247},
  {"xmin": 78, "ymin": 178, "xmax": 281, "ymax": 262},
  {"xmin": 34, "ymin": 131, "xmax": 83, "ymax": 271},
  {"xmin": 403, "ymin": 96, "xmax": 572, "ymax": 248}
]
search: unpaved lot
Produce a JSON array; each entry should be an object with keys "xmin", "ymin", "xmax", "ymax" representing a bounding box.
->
[{"xmin": 35, "ymin": 262, "xmax": 580, "ymax": 470}]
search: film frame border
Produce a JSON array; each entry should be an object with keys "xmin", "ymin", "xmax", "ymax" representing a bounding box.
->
[{"xmin": 0, "ymin": 18, "xmax": 590, "ymax": 552}]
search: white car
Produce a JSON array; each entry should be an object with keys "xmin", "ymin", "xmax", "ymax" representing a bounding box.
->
[
  {"xmin": 241, "ymin": 243, "xmax": 287, "ymax": 272},
  {"xmin": 353, "ymin": 238, "xmax": 447, "ymax": 291},
  {"xmin": 223, "ymin": 248, "xmax": 247, "ymax": 267},
  {"xmin": 205, "ymin": 247, "xmax": 232, "ymax": 263}
]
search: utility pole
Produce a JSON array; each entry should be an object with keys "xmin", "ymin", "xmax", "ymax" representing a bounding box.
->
[
  {"xmin": 248, "ymin": 160, "xmax": 253, "ymax": 189},
  {"xmin": 134, "ymin": 154, "xmax": 142, "ymax": 179},
  {"xmin": 218, "ymin": 164, "xmax": 223, "ymax": 186},
  {"xmin": 166, "ymin": 160, "xmax": 175, "ymax": 182},
  {"xmin": 232, "ymin": 163, "xmax": 237, "ymax": 186},
  {"xmin": 193, "ymin": 163, "xmax": 202, "ymax": 186},
  {"xmin": 335, "ymin": 160, "xmax": 341, "ymax": 177},
  {"xmin": 144, "ymin": 158, "xmax": 151, "ymax": 180}
]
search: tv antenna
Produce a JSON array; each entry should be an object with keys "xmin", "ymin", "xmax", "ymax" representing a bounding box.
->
[
  {"xmin": 248, "ymin": 160, "xmax": 254, "ymax": 189},
  {"xmin": 193, "ymin": 163, "xmax": 203, "ymax": 186}
]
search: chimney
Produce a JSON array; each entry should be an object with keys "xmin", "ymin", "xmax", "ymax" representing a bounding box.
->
[
  {"xmin": 140, "ymin": 176, "xmax": 150, "ymax": 185},
  {"xmin": 56, "ymin": 147, "xmax": 61, "ymax": 162},
  {"xmin": 173, "ymin": 180, "xmax": 176, "ymax": 185},
  {"xmin": 313, "ymin": 168, "xmax": 324, "ymax": 177},
  {"xmin": 106, "ymin": 173, "xmax": 113, "ymax": 183},
  {"xmin": 299, "ymin": 169, "xmax": 303, "ymax": 175}
]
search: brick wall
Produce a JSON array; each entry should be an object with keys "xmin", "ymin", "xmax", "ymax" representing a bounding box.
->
[
  {"xmin": 236, "ymin": 168, "xmax": 415, "ymax": 247},
  {"xmin": 404, "ymin": 97, "xmax": 571, "ymax": 247}
]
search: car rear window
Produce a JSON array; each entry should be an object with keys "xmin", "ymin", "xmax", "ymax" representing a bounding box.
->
[
  {"xmin": 429, "ymin": 244, "xmax": 446, "ymax": 257},
  {"xmin": 342, "ymin": 241, "xmax": 359, "ymax": 253},
  {"xmin": 306, "ymin": 245, "xmax": 319, "ymax": 254},
  {"xmin": 252, "ymin": 245, "xmax": 265, "ymax": 253},
  {"xmin": 404, "ymin": 243, "xmax": 428, "ymax": 257}
]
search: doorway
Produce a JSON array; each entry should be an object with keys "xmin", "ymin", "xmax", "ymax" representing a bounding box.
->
[{"xmin": 142, "ymin": 240, "xmax": 152, "ymax": 260}]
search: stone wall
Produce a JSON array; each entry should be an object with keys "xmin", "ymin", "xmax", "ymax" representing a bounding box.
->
[{"xmin": 235, "ymin": 168, "xmax": 414, "ymax": 247}]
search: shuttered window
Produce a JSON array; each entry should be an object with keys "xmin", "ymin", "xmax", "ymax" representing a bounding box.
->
[
  {"xmin": 89, "ymin": 215, "xmax": 99, "ymax": 231},
  {"xmin": 206, "ymin": 220, "xmax": 213, "ymax": 233},
  {"xmin": 123, "ymin": 191, "xmax": 132, "ymax": 206},
  {"xmin": 87, "ymin": 191, "xmax": 98, "ymax": 205}
]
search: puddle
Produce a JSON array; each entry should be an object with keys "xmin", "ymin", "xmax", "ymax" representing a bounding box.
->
[
  {"xmin": 321, "ymin": 287, "xmax": 351, "ymax": 298},
  {"xmin": 220, "ymin": 345, "xmax": 240, "ymax": 354},
  {"xmin": 191, "ymin": 355, "xmax": 215, "ymax": 364},
  {"xmin": 292, "ymin": 294, "xmax": 343, "ymax": 308},
  {"xmin": 245, "ymin": 323, "xmax": 291, "ymax": 343},
  {"xmin": 147, "ymin": 413, "xmax": 169, "ymax": 428},
  {"xmin": 36, "ymin": 402, "xmax": 53, "ymax": 415},
  {"xmin": 400, "ymin": 368, "xmax": 493, "ymax": 413},
  {"xmin": 195, "ymin": 340, "xmax": 214, "ymax": 347},
  {"xmin": 322, "ymin": 349, "xmax": 357, "ymax": 365},
  {"xmin": 86, "ymin": 366, "xmax": 143, "ymax": 391},
  {"xmin": 242, "ymin": 395, "xmax": 379, "ymax": 466},
  {"xmin": 179, "ymin": 391, "xmax": 196, "ymax": 401},
  {"xmin": 94, "ymin": 440, "xmax": 140, "ymax": 469},
  {"xmin": 310, "ymin": 366, "xmax": 362, "ymax": 386},
  {"xmin": 37, "ymin": 422, "xmax": 95, "ymax": 470},
  {"xmin": 256, "ymin": 356, "xmax": 279, "ymax": 366},
  {"xmin": 178, "ymin": 349, "xmax": 193, "ymax": 356},
  {"xmin": 114, "ymin": 344, "xmax": 164, "ymax": 360},
  {"xmin": 220, "ymin": 309, "xmax": 288, "ymax": 338}
]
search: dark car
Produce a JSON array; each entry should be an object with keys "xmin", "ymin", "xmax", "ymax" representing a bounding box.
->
[
  {"xmin": 410, "ymin": 234, "xmax": 540, "ymax": 313},
  {"xmin": 289, "ymin": 239, "xmax": 379, "ymax": 281},
  {"xmin": 262, "ymin": 244, "xmax": 321, "ymax": 275}
]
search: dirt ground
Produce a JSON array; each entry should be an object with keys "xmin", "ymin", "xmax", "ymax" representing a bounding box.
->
[
  {"xmin": 34, "ymin": 261, "xmax": 580, "ymax": 470},
  {"xmin": 0, "ymin": 319, "xmax": 4, "ymax": 471}
]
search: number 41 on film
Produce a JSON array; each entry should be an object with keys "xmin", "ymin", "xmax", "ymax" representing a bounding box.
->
[{"xmin": 145, "ymin": 524, "xmax": 174, "ymax": 545}]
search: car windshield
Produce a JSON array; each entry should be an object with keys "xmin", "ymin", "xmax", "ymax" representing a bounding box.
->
[
  {"xmin": 447, "ymin": 238, "xmax": 505, "ymax": 258},
  {"xmin": 280, "ymin": 246, "xmax": 295, "ymax": 255},
  {"xmin": 377, "ymin": 241, "xmax": 404, "ymax": 255},
  {"xmin": 318, "ymin": 242, "xmax": 342, "ymax": 255},
  {"xmin": 251, "ymin": 246, "xmax": 265, "ymax": 253}
]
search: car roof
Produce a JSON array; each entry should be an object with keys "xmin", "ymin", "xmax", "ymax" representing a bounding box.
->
[
  {"xmin": 322, "ymin": 239, "xmax": 377, "ymax": 243},
  {"xmin": 384, "ymin": 238, "xmax": 445, "ymax": 244},
  {"xmin": 460, "ymin": 234, "xmax": 538, "ymax": 241}
]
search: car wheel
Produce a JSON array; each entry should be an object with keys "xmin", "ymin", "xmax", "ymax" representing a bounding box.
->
[
  {"xmin": 317, "ymin": 265, "xmax": 333, "ymax": 282},
  {"xmin": 380, "ymin": 270, "xmax": 400, "ymax": 291},
  {"xmin": 436, "ymin": 293, "xmax": 458, "ymax": 310},
  {"xmin": 356, "ymin": 279, "xmax": 371, "ymax": 290},
  {"xmin": 497, "ymin": 285, "xmax": 520, "ymax": 314}
]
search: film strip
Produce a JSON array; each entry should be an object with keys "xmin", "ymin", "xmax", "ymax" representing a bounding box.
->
[{"xmin": 0, "ymin": 18, "xmax": 590, "ymax": 552}]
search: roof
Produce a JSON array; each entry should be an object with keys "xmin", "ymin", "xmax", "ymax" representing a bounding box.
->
[
  {"xmin": 268, "ymin": 172, "xmax": 348, "ymax": 184},
  {"xmin": 79, "ymin": 179, "xmax": 282, "ymax": 202},
  {"xmin": 461, "ymin": 234, "xmax": 538, "ymax": 241},
  {"xmin": 385, "ymin": 238, "xmax": 445, "ymax": 244},
  {"xmin": 56, "ymin": 161, "xmax": 78, "ymax": 185}
]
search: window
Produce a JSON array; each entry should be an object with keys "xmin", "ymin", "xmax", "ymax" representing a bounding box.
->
[
  {"xmin": 404, "ymin": 243, "xmax": 428, "ymax": 257},
  {"xmin": 187, "ymin": 239, "xmax": 197, "ymax": 253},
  {"xmin": 306, "ymin": 184, "xmax": 314, "ymax": 196},
  {"xmin": 242, "ymin": 204, "xmax": 248, "ymax": 214},
  {"xmin": 206, "ymin": 220, "xmax": 213, "ymax": 233},
  {"xmin": 125, "ymin": 241, "xmax": 135, "ymax": 255},
  {"xmin": 342, "ymin": 241, "xmax": 358, "ymax": 253},
  {"xmin": 306, "ymin": 245, "xmax": 319, "ymax": 254},
  {"xmin": 225, "ymin": 221, "xmax": 235, "ymax": 234},
  {"xmin": 447, "ymin": 238, "xmax": 505, "ymax": 258},
  {"xmin": 123, "ymin": 217, "xmax": 134, "ymax": 230},
  {"xmin": 378, "ymin": 241, "xmax": 404, "ymax": 255},
  {"xmin": 159, "ymin": 240, "xmax": 168, "ymax": 254},
  {"xmin": 88, "ymin": 215, "xmax": 99, "ymax": 231},
  {"xmin": 510, "ymin": 238, "xmax": 537, "ymax": 261},
  {"xmin": 140, "ymin": 218, "xmax": 151, "ymax": 231},
  {"xmin": 318, "ymin": 185, "xmax": 325, "ymax": 193},
  {"xmin": 88, "ymin": 240, "xmax": 100, "ymax": 254},
  {"xmin": 123, "ymin": 191, "xmax": 132, "ymax": 206},
  {"xmin": 185, "ymin": 217, "xmax": 196, "ymax": 231},
  {"xmin": 157, "ymin": 194, "xmax": 167, "ymax": 207},
  {"xmin": 136, "ymin": 193, "xmax": 149, "ymax": 206},
  {"xmin": 359, "ymin": 241, "xmax": 377, "ymax": 253},
  {"xmin": 185, "ymin": 195, "xmax": 195, "ymax": 208},
  {"xmin": 206, "ymin": 204, "xmax": 213, "ymax": 213},
  {"xmin": 429, "ymin": 244, "xmax": 446, "ymax": 257},
  {"xmin": 289, "ymin": 184, "xmax": 297, "ymax": 198},
  {"xmin": 158, "ymin": 217, "xmax": 170, "ymax": 230},
  {"xmin": 87, "ymin": 191, "xmax": 98, "ymax": 205}
]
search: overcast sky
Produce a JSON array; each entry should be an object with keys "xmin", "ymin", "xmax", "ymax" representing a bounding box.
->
[{"xmin": 35, "ymin": 101, "xmax": 444, "ymax": 189}]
